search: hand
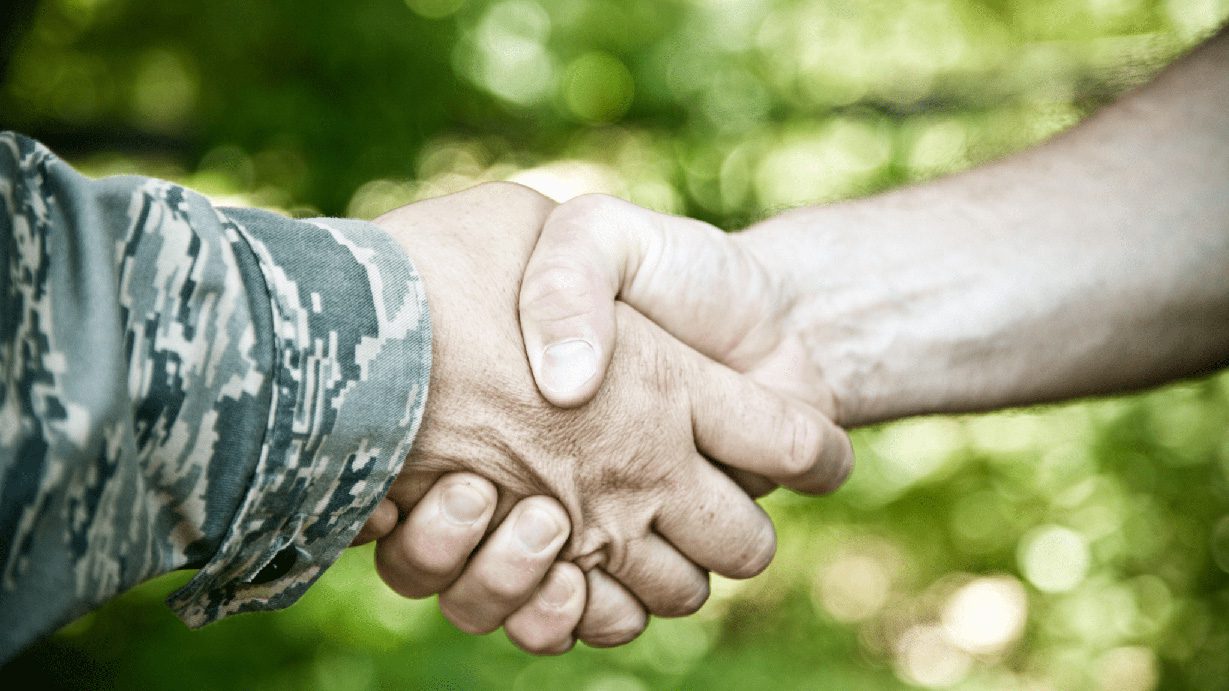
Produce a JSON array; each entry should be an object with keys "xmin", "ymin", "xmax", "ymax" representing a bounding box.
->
[
  {"xmin": 366, "ymin": 183, "xmax": 850, "ymax": 649},
  {"xmin": 518, "ymin": 193, "xmax": 845, "ymax": 443},
  {"xmin": 352, "ymin": 473, "xmax": 582, "ymax": 655}
]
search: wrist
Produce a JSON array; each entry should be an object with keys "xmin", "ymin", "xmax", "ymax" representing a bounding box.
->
[
  {"xmin": 737, "ymin": 200, "xmax": 996, "ymax": 426},
  {"xmin": 731, "ymin": 214, "xmax": 871, "ymax": 424}
]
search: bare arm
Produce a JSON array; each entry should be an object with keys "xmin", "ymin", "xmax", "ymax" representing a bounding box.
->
[
  {"xmin": 516, "ymin": 28, "xmax": 1229, "ymax": 427},
  {"xmin": 741, "ymin": 27, "xmax": 1229, "ymax": 423}
]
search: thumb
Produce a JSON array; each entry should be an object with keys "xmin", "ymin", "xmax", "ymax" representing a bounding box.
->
[
  {"xmin": 688, "ymin": 345, "xmax": 855, "ymax": 496},
  {"xmin": 521, "ymin": 194, "xmax": 753, "ymax": 408},
  {"xmin": 518, "ymin": 194, "xmax": 653, "ymax": 407}
]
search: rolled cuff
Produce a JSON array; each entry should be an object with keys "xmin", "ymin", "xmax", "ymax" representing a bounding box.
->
[{"xmin": 167, "ymin": 211, "xmax": 431, "ymax": 627}]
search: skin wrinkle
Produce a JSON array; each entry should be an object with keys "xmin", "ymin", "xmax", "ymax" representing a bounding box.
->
[
  {"xmin": 463, "ymin": 27, "xmax": 1228, "ymax": 653},
  {"xmin": 608, "ymin": 198, "xmax": 651, "ymax": 300},
  {"xmin": 703, "ymin": 244, "xmax": 783, "ymax": 370},
  {"xmin": 723, "ymin": 31, "xmax": 1229, "ymax": 426},
  {"xmin": 379, "ymin": 185, "xmax": 797, "ymax": 650},
  {"xmin": 415, "ymin": 332, "xmax": 687, "ymax": 570}
]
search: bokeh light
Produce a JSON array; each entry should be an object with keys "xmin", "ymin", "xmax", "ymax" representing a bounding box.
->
[
  {"xmin": 1019, "ymin": 525, "xmax": 1092, "ymax": 593},
  {"xmin": 940, "ymin": 576, "xmax": 1029, "ymax": 655},
  {"xmin": 2, "ymin": 0, "xmax": 1228, "ymax": 688}
]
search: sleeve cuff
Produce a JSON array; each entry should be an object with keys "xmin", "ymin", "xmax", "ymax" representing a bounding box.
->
[{"xmin": 166, "ymin": 210, "xmax": 431, "ymax": 627}]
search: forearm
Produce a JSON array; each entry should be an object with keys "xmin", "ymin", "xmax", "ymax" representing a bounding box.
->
[
  {"xmin": 0, "ymin": 134, "xmax": 430, "ymax": 658},
  {"xmin": 740, "ymin": 29, "xmax": 1229, "ymax": 425}
]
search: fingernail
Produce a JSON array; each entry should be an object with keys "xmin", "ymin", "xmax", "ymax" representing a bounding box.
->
[
  {"xmin": 540, "ymin": 340, "xmax": 597, "ymax": 393},
  {"xmin": 442, "ymin": 484, "xmax": 488, "ymax": 525},
  {"xmin": 516, "ymin": 507, "xmax": 563, "ymax": 553},
  {"xmin": 538, "ymin": 570, "xmax": 575, "ymax": 608}
]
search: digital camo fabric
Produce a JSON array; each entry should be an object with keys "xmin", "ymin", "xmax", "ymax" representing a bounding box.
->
[{"xmin": 0, "ymin": 133, "xmax": 431, "ymax": 661}]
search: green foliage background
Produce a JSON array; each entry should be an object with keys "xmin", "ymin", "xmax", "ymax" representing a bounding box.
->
[{"xmin": 3, "ymin": 0, "xmax": 1228, "ymax": 688}]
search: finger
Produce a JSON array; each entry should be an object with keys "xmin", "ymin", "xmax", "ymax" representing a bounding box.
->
[
  {"xmin": 375, "ymin": 473, "xmax": 497, "ymax": 599},
  {"xmin": 719, "ymin": 465, "xmax": 779, "ymax": 499},
  {"xmin": 576, "ymin": 568, "xmax": 649, "ymax": 648},
  {"xmin": 523, "ymin": 194, "xmax": 779, "ymax": 413},
  {"xmin": 382, "ymin": 469, "xmax": 442, "ymax": 510},
  {"xmin": 604, "ymin": 533, "xmax": 710, "ymax": 617},
  {"xmin": 352, "ymin": 499, "xmax": 399, "ymax": 546},
  {"xmin": 519, "ymin": 195, "xmax": 633, "ymax": 408},
  {"xmin": 439, "ymin": 497, "xmax": 571, "ymax": 634},
  {"xmin": 482, "ymin": 486, "xmax": 521, "ymax": 543},
  {"xmin": 687, "ymin": 350, "xmax": 855, "ymax": 495},
  {"xmin": 504, "ymin": 562, "xmax": 587, "ymax": 655},
  {"xmin": 655, "ymin": 456, "xmax": 777, "ymax": 580}
]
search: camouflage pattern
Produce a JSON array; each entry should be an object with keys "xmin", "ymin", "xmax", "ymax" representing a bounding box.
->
[{"xmin": 0, "ymin": 133, "xmax": 432, "ymax": 661}]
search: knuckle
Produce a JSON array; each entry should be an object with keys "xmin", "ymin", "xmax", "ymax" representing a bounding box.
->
[
  {"xmin": 519, "ymin": 264, "xmax": 601, "ymax": 318},
  {"xmin": 556, "ymin": 193, "xmax": 620, "ymax": 222},
  {"xmin": 374, "ymin": 555, "xmax": 436, "ymax": 599},
  {"xmin": 582, "ymin": 609, "xmax": 648, "ymax": 648},
  {"xmin": 656, "ymin": 579, "xmax": 710, "ymax": 618},
  {"xmin": 781, "ymin": 415, "xmax": 824, "ymax": 478},
  {"xmin": 478, "ymin": 568, "xmax": 537, "ymax": 602},
  {"xmin": 570, "ymin": 529, "xmax": 611, "ymax": 571},
  {"xmin": 528, "ymin": 264, "xmax": 588, "ymax": 295},
  {"xmin": 374, "ymin": 530, "xmax": 467, "ymax": 589},
  {"xmin": 476, "ymin": 180, "xmax": 550, "ymax": 204},
  {"xmin": 546, "ymin": 194, "xmax": 641, "ymax": 254},
  {"xmin": 392, "ymin": 534, "xmax": 469, "ymax": 580},
  {"xmin": 538, "ymin": 640, "xmax": 574, "ymax": 656},
  {"xmin": 407, "ymin": 549, "xmax": 462, "ymax": 580},
  {"xmin": 681, "ymin": 580, "xmax": 712, "ymax": 615},
  {"xmin": 484, "ymin": 579, "xmax": 529, "ymax": 604},
  {"xmin": 729, "ymin": 522, "xmax": 776, "ymax": 579},
  {"xmin": 438, "ymin": 598, "xmax": 498, "ymax": 635},
  {"xmin": 508, "ymin": 625, "xmax": 568, "ymax": 656},
  {"xmin": 817, "ymin": 433, "xmax": 856, "ymax": 494},
  {"xmin": 466, "ymin": 181, "xmax": 554, "ymax": 223},
  {"xmin": 387, "ymin": 582, "xmax": 435, "ymax": 599},
  {"xmin": 599, "ymin": 538, "xmax": 629, "ymax": 577}
]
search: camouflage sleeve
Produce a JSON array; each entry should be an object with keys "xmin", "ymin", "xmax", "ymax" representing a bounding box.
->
[{"xmin": 0, "ymin": 132, "xmax": 431, "ymax": 661}]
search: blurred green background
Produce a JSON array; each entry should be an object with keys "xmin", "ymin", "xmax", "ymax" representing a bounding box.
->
[{"xmin": 3, "ymin": 0, "xmax": 1229, "ymax": 688}]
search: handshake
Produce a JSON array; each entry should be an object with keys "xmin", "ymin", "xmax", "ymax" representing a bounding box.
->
[
  {"xmin": 353, "ymin": 183, "xmax": 854, "ymax": 654},
  {"xmin": 5, "ymin": 44, "xmax": 1228, "ymax": 662}
]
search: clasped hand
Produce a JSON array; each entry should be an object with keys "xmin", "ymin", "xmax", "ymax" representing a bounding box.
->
[{"xmin": 352, "ymin": 184, "xmax": 852, "ymax": 654}]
